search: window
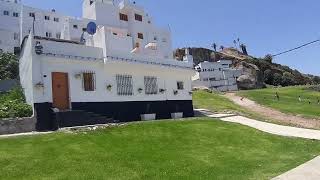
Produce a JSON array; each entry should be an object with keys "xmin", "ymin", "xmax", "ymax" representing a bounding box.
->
[
  {"xmin": 135, "ymin": 14, "xmax": 143, "ymax": 21},
  {"xmin": 45, "ymin": 16, "xmax": 50, "ymax": 20},
  {"xmin": 56, "ymin": 33, "xmax": 61, "ymax": 39},
  {"xmin": 209, "ymin": 78, "xmax": 216, "ymax": 81},
  {"xmin": 119, "ymin": 13, "xmax": 128, "ymax": 21},
  {"xmin": 144, "ymin": 76, "xmax": 158, "ymax": 95},
  {"xmin": 177, "ymin": 81, "xmax": 184, "ymax": 90},
  {"xmin": 45, "ymin": 32, "xmax": 52, "ymax": 38},
  {"xmin": 14, "ymin": 47, "xmax": 20, "ymax": 55},
  {"xmin": 116, "ymin": 75, "xmax": 133, "ymax": 96},
  {"xmin": 153, "ymin": 36, "xmax": 157, "ymax": 41},
  {"xmin": 3, "ymin": 11, "xmax": 9, "ymax": 16},
  {"xmin": 73, "ymin": 25, "xmax": 78, "ymax": 29},
  {"xmin": 82, "ymin": 28, "xmax": 87, "ymax": 32},
  {"xmin": 29, "ymin": 12, "xmax": 35, "ymax": 18},
  {"xmin": 29, "ymin": 13, "xmax": 34, "ymax": 17},
  {"xmin": 13, "ymin": 12, "xmax": 19, "ymax": 17},
  {"xmin": 54, "ymin": 17, "xmax": 59, "ymax": 22},
  {"xmin": 13, "ymin": 33, "xmax": 19, "ymax": 40},
  {"xmin": 137, "ymin": 33, "xmax": 143, "ymax": 39},
  {"xmin": 83, "ymin": 72, "xmax": 96, "ymax": 91}
]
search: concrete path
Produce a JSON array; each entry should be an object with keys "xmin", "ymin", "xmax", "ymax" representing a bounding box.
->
[
  {"xmin": 225, "ymin": 93, "xmax": 320, "ymax": 129},
  {"xmin": 0, "ymin": 131, "xmax": 52, "ymax": 138},
  {"xmin": 195, "ymin": 109, "xmax": 320, "ymax": 140},
  {"xmin": 272, "ymin": 156, "xmax": 320, "ymax": 180}
]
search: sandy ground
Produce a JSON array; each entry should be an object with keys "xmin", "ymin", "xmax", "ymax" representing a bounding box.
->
[{"xmin": 225, "ymin": 93, "xmax": 320, "ymax": 129}]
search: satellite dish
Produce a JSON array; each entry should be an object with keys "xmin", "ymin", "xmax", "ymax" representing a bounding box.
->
[{"xmin": 86, "ymin": 22, "xmax": 97, "ymax": 35}]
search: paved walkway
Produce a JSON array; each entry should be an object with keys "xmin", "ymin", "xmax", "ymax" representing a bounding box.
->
[
  {"xmin": 196, "ymin": 109, "xmax": 320, "ymax": 140},
  {"xmin": 224, "ymin": 93, "xmax": 320, "ymax": 129},
  {"xmin": 0, "ymin": 131, "xmax": 52, "ymax": 138},
  {"xmin": 272, "ymin": 156, "xmax": 320, "ymax": 180}
]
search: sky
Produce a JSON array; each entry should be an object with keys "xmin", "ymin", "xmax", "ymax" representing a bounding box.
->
[{"xmin": 22, "ymin": 0, "xmax": 320, "ymax": 75}]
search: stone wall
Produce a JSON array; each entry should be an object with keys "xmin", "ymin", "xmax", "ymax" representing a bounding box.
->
[{"xmin": 0, "ymin": 117, "xmax": 36, "ymax": 135}]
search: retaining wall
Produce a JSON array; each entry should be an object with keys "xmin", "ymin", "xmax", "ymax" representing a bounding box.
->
[{"xmin": 0, "ymin": 117, "xmax": 36, "ymax": 135}]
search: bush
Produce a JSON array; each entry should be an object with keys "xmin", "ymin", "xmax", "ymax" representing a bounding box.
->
[{"xmin": 0, "ymin": 88, "xmax": 33, "ymax": 119}]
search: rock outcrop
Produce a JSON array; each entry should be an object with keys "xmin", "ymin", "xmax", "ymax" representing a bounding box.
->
[{"xmin": 236, "ymin": 61, "xmax": 265, "ymax": 90}]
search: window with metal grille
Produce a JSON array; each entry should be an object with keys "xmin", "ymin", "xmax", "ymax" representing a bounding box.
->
[
  {"xmin": 116, "ymin": 75, "xmax": 133, "ymax": 96},
  {"xmin": 135, "ymin": 14, "xmax": 143, "ymax": 21},
  {"xmin": 13, "ymin": 12, "xmax": 19, "ymax": 17},
  {"xmin": 144, "ymin": 76, "xmax": 158, "ymax": 95},
  {"xmin": 83, "ymin": 72, "xmax": 95, "ymax": 91},
  {"xmin": 177, "ymin": 81, "xmax": 184, "ymax": 90},
  {"xmin": 29, "ymin": 12, "xmax": 35, "ymax": 18},
  {"xmin": 3, "ymin": 11, "xmax": 9, "ymax": 16},
  {"xmin": 45, "ymin": 15, "xmax": 50, "ymax": 20},
  {"xmin": 138, "ymin": 33, "xmax": 143, "ymax": 39},
  {"xmin": 119, "ymin": 13, "xmax": 128, "ymax": 21},
  {"xmin": 54, "ymin": 17, "xmax": 59, "ymax": 22}
]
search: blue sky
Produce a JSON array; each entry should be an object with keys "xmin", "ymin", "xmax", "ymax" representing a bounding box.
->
[{"xmin": 23, "ymin": 0, "xmax": 320, "ymax": 75}]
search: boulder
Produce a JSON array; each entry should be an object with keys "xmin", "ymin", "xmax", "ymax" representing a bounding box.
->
[{"xmin": 236, "ymin": 61, "xmax": 265, "ymax": 90}]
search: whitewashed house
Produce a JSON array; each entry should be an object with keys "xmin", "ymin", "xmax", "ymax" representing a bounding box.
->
[
  {"xmin": 192, "ymin": 60, "xmax": 242, "ymax": 92},
  {"xmin": 19, "ymin": 0, "xmax": 194, "ymax": 130}
]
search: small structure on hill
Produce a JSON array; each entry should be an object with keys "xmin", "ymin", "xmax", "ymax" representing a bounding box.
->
[{"xmin": 192, "ymin": 60, "xmax": 242, "ymax": 92}]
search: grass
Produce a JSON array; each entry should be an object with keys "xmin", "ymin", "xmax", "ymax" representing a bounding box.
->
[
  {"xmin": 193, "ymin": 91, "xmax": 270, "ymax": 121},
  {"xmin": 238, "ymin": 86, "xmax": 320, "ymax": 119},
  {"xmin": 1, "ymin": 119, "xmax": 320, "ymax": 180}
]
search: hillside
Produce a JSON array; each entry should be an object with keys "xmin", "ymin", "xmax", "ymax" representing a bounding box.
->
[{"xmin": 175, "ymin": 47, "xmax": 320, "ymax": 87}]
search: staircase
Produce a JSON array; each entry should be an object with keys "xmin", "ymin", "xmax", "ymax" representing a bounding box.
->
[{"xmin": 54, "ymin": 110, "xmax": 115, "ymax": 128}]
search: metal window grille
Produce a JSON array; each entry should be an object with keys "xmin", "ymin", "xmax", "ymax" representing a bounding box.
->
[
  {"xmin": 177, "ymin": 81, "xmax": 184, "ymax": 90},
  {"xmin": 144, "ymin": 76, "xmax": 158, "ymax": 95},
  {"xmin": 135, "ymin": 14, "xmax": 143, "ymax": 21},
  {"xmin": 83, "ymin": 71, "xmax": 95, "ymax": 91},
  {"xmin": 119, "ymin": 13, "xmax": 128, "ymax": 21},
  {"xmin": 116, "ymin": 75, "xmax": 133, "ymax": 96}
]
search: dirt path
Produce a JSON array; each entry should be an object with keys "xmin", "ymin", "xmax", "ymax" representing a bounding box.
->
[{"xmin": 225, "ymin": 93, "xmax": 320, "ymax": 129}]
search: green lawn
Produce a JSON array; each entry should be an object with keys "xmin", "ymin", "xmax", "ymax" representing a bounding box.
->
[
  {"xmin": 238, "ymin": 86, "xmax": 320, "ymax": 119},
  {"xmin": 1, "ymin": 119, "xmax": 319, "ymax": 180},
  {"xmin": 193, "ymin": 91, "xmax": 269, "ymax": 121}
]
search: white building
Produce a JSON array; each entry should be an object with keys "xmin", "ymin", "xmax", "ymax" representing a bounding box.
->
[
  {"xmin": 193, "ymin": 60, "xmax": 242, "ymax": 92},
  {"xmin": 18, "ymin": 0, "xmax": 195, "ymax": 130},
  {"xmin": 0, "ymin": 0, "xmax": 172, "ymax": 59}
]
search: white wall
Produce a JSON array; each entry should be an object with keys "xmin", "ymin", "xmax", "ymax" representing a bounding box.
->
[{"xmin": 19, "ymin": 35, "xmax": 34, "ymax": 105}]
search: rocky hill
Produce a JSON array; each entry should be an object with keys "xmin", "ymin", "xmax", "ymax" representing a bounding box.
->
[{"xmin": 175, "ymin": 47, "xmax": 320, "ymax": 89}]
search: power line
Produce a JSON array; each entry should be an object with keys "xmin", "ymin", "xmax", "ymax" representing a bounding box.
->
[{"xmin": 272, "ymin": 39, "xmax": 320, "ymax": 57}]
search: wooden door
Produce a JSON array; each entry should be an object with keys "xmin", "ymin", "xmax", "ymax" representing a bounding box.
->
[{"xmin": 52, "ymin": 72, "xmax": 70, "ymax": 110}]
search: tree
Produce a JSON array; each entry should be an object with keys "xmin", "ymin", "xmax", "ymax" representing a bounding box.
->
[
  {"xmin": 211, "ymin": 43, "xmax": 217, "ymax": 52},
  {"xmin": 0, "ymin": 53, "xmax": 19, "ymax": 80},
  {"xmin": 312, "ymin": 76, "xmax": 320, "ymax": 85},
  {"xmin": 264, "ymin": 69, "xmax": 273, "ymax": 85},
  {"xmin": 264, "ymin": 54, "xmax": 273, "ymax": 63},
  {"xmin": 281, "ymin": 72, "xmax": 296, "ymax": 86},
  {"xmin": 273, "ymin": 73, "xmax": 283, "ymax": 86}
]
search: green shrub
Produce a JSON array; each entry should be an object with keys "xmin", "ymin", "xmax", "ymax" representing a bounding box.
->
[{"xmin": 0, "ymin": 88, "xmax": 33, "ymax": 119}]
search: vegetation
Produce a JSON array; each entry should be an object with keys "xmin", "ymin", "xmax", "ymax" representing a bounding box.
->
[
  {"xmin": 0, "ymin": 53, "xmax": 19, "ymax": 80},
  {"xmin": 0, "ymin": 88, "xmax": 33, "ymax": 119},
  {"xmin": 193, "ymin": 90, "xmax": 276, "ymax": 122},
  {"xmin": 193, "ymin": 90, "xmax": 245, "ymax": 113},
  {"xmin": 1, "ymin": 119, "xmax": 320, "ymax": 179},
  {"xmin": 238, "ymin": 86, "xmax": 320, "ymax": 119}
]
